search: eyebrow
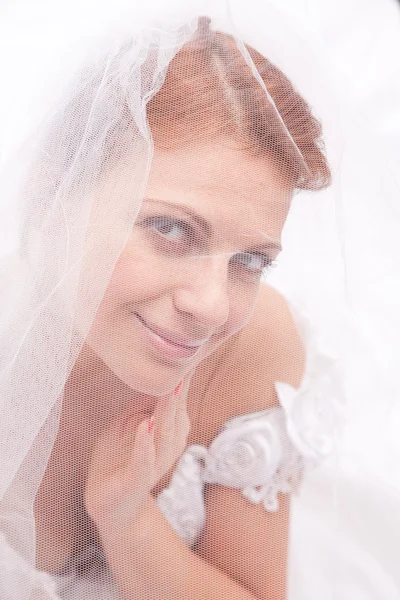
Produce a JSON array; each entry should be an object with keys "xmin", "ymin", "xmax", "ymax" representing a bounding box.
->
[{"xmin": 143, "ymin": 197, "xmax": 282, "ymax": 253}]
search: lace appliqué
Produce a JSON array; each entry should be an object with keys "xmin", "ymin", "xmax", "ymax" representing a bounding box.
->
[
  {"xmin": 156, "ymin": 446, "xmax": 207, "ymax": 547},
  {"xmin": 275, "ymin": 302, "xmax": 346, "ymax": 463},
  {"xmin": 203, "ymin": 408, "xmax": 305, "ymax": 511},
  {"xmin": 156, "ymin": 407, "xmax": 305, "ymax": 547},
  {"xmin": 275, "ymin": 350, "xmax": 346, "ymax": 462}
]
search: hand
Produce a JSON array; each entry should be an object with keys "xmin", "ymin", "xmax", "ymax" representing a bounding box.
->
[{"xmin": 84, "ymin": 378, "xmax": 191, "ymax": 535}]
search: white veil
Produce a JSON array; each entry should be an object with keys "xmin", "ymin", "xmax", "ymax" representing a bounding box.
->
[{"xmin": 0, "ymin": 1, "xmax": 399, "ymax": 598}]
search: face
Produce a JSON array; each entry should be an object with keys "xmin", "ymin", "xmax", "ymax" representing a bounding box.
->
[{"xmin": 85, "ymin": 140, "xmax": 292, "ymax": 396}]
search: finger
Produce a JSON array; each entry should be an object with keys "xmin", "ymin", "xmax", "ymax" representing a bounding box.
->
[
  {"xmin": 174, "ymin": 392, "xmax": 191, "ymax": 455},
  {"xmin": 152, "ymin": 394, "xmax": 174, "ymax": 433},
  {"xmin": 155, "ymin": 404, "xmax": 179, "ymax": 476},
  {"xmin": 130, "ymin": 418, "xmax": 156, "ymax": 486},
  {"xmin": 155, "ymin": 381, "xmax": 190, "ymax": 472},
  {"xmin": 153, "ymin": 393, "xmax": 178, "ymax": 461},
  {"xmin": 107, "ymin": 419, "xmax": 156, "ymax": 519}
]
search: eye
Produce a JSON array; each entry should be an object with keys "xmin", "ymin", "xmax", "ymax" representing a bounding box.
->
[
  {"xmin": 139, "ymin": 214, "xmax": 203, "ymax": 255},
  {"xmin": 149, "ymin": 216, "xmax": 190, "ymax": 240},
  {"xmin": 231, "ymin": 251, "xmax": 274, "ymax": 273},
  {"xmin": 141, "ymin": 215, "xmax": 197, "ymax": 244}
]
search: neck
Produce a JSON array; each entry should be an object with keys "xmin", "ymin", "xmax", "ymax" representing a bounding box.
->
[{"xmin": 64, "ymin": 343, "xmax": 158, "ymax": 435}]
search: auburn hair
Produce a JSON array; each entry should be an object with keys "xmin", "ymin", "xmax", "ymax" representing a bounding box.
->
[{"xmin": 147, "ymin": 18, "xmax": 331, "ymax": 191}]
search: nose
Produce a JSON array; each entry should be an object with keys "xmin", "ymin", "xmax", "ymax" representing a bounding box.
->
[{"xmin": 173, "ymin": 254, "xmax": 230, "ymax": 329}]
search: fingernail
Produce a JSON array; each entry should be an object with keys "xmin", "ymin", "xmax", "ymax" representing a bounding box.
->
[
  {"xmin": 174, "ymin": 381, "xmax": 183, "ymax": 396},
  {"xmin": 148, "ymin": 416, "xmax": 155, "ymax": 434}
]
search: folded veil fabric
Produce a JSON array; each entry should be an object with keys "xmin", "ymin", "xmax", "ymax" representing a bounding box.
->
[{"xmin": 0, "ymin": 1, "xmax": 399, "ymax": 598}]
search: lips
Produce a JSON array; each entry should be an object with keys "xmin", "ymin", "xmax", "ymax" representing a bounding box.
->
[{"xmin": 133, "ymin": 313, "xmax": 209, "ymax": 359}]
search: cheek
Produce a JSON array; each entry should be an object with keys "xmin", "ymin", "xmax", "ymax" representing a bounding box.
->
[{"xmin": 99, "ymin": 238, "xmax": 175, "ymax": 309}]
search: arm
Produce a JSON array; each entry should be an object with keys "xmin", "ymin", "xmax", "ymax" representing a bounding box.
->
[
  {"xmin": 100, "ymin": 494, "xmax": 262, "ymax": 600},
  {"xmin": 195, "ymin": 488, "xmax": 290, "ymax": 600},
  {"xmin": 193, "ymin": 284, "xmax": 305, "ymax": 599}
]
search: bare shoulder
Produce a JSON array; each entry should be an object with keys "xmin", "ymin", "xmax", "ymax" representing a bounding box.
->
[
  {"xmin": 234, "ymin": 283, "xmax": 305, "ymax": 390},
  {"xmin": 190, "ymin": 284, "xmax": 305, "ymax": 445}
]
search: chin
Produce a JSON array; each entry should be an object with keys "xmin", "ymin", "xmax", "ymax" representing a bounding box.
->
[
  {"xmin": 114, "ymin": 358, "xmax": 188, "ymax": 397},
  {"xmin": 131, "ymin": 376, "xmax": 179, "ymax": 398}
]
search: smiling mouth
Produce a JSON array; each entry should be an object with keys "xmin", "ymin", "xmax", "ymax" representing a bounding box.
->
[{"xmin": 133, "ymin": 313, "xmax": 208, "ymax": 359}]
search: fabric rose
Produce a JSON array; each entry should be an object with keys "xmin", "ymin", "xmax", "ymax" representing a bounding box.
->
[{"xmin": 276, "ymin": 351, "xmax": 346, "ymax": 462}]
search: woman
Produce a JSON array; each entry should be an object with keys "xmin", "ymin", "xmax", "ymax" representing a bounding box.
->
[
  {"xmin": 27, "ymin": 19, "xmax": 331, "ymax": 599},
  {"xmin": 0, "ymin": 8, "xmax": 343, "ymax": 600}
]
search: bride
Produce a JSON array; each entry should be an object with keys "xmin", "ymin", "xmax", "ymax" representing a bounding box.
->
[
  {"xmin": 1, "ymin": 3, "xmax": 399, "ymax": 600},
  {"xmin": 30, "ymin": 17, "xmax": 331, "ymax": 599}
]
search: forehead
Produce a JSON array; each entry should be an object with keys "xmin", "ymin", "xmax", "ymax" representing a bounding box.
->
[{"xmin": 145, "ymin": 141, "xmax": 293, "ymax": 240}]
